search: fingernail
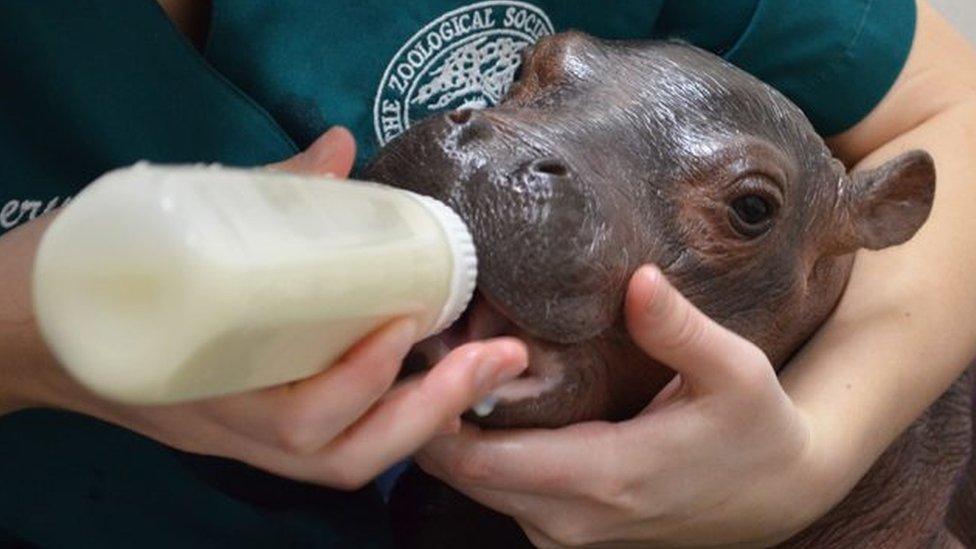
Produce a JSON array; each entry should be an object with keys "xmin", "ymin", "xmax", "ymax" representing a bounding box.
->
[
  {"xmin": 386, "ymin": 320, "xmax": 418, "ymax": 358},
  {"xmin": 319, "ymin": 126, "xmax": 345, "ymax": 148},
  {"xmin": 641, "ymin": 264, "xmax": 661, "ymax": 281},
  {"xmin": 308, "ymin": 128, "xmax": 343, "ymax": 164},
  {"xmin": 641, "ymin": 265, "xmax": 666, "ymax": 313},
  {"xmin": 474, "ymin": 349, "xmax": 526, "ymax": 392}
]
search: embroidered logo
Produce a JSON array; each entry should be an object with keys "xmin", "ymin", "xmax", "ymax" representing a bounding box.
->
[{"xmin": 373, "ymin": 1, "xmax": 554, "ymax": 147}]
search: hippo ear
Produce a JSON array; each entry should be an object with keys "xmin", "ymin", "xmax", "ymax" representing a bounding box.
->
[{"xmin": 833, "ymin": 150, "xmax": 935, "ymax": 253}]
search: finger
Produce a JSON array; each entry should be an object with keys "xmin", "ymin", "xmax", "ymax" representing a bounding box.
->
[
  {"xmin": 417, "ymin": 421, "xmax": 633, "ymax": 497},
  {"xmin": 319, "ymin": 338, "xmax": 528, "ymax": 479},
  {"xmin": 268, "ymin": 126, "xmax": 357, "ymax": 177},
  {"xmin": 202, "ymin": 319, "xmax": 417, "ymax": 452},
  {"xmin": 624, "ymin": 264, "xmax": 771, "ymax": 393}
]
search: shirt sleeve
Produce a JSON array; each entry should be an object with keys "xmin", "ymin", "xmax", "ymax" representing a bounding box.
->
[{"xmin": 652, "ymin": 0, "xmax": 917, "ymax": 136}]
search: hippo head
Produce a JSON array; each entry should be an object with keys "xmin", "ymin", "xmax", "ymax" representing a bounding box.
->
[{"xmin": 364, "ymin": 32, "xmax": 935, "ymax": 428}]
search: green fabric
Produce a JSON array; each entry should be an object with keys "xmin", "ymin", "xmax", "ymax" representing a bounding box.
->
[
  {"xmin": 652, "ymin": 0, "xmax": 759, "ymax": 53},
  {"xmin": 720, "ymin": 0, "xmax": 917, "ymax": 135},
  {"xmin": 0, "ymin": 409, "xmax": 392, "ymax": 548},
  {"xmin": 0, "ymin": 0, "xmax": 296, "ymax": 237},
  {"xmin": 0, "ymin": 0, "xmax": 915, "ymax": 235},
  {"xmin": 0, "ymin": 0, "xmax": 916, "ymax": 546},
  {"xmin": 202, "ymin": 0, "xmax": 664, "ymax": 163},
  {"xmin": 650, "ymin": 0, "xmax": 916, "ymax": 134}
]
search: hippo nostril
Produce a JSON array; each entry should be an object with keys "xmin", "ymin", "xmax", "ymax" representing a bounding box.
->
[
  {"xmin": 530, "ymin": 159, "xmax": 570, "ymax": 177},
  {"xmin": 447, "ymin": 109, "xmax": 473, "ymax": 125}
]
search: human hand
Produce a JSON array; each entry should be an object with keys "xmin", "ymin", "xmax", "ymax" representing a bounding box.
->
[
  {"xmin": 418, "ymin": 265, "xmax": 829, "ymax": 547},
  {"xmin": 9, "ymin": 127, "xmax": 528, "ymax": 490}
]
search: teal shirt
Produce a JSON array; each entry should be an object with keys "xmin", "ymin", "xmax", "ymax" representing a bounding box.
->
[
  {"xmin": 0, "ymin": 0, "xmax": 914, "ymax": 236},
  {"xmin": 0, "ymin": 1, "xmax": 916, "ymax": 546}
]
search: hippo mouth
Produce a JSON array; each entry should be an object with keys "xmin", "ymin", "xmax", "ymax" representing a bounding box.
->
[{"xmin": 408, "ymin": 291, "xmax": 567, "ymax": 419}]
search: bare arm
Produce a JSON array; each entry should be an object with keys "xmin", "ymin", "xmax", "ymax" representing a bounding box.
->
[
  {"xmin": 0, "ymin": 214, "xmax": 68, "ymax": 415},
  {"xmin": 785, "ymin": 0, "xmax": 976, "ymax": 500}
]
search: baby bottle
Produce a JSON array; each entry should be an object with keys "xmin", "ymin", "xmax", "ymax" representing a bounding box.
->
[{"xmin": 32, "ymin": 163, "xmax": 476, "ymax": 404}]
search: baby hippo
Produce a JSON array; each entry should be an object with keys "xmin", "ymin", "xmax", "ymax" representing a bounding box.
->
[
  {"xmin": 367, "ymin": 32, "xmax": 976, "ymax": 548},
  {"xmin": 365, "ymin": 32, "xmax": 935, "ymax": 429}
]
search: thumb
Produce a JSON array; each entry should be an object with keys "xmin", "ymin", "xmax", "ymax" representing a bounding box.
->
[
  {"xmin": 624, "ymin": 264, "xmax": 770, "ymax": 393},
  {"xmin": 269, "ymin": 126, "xmax": 357, "ymax": 177}
]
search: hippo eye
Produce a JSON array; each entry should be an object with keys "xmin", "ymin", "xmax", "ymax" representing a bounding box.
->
[{"xmin": 729, "ymin": 194, "xmax": 776, "ymax": 237}]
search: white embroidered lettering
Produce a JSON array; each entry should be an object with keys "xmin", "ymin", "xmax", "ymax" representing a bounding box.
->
[
  {"xmin": 374, "ymin": 2, "xmax": 554, "ymax": 147},
  {"xmin": 0, "ymin": 200, "xmax": 20, "ymax": 229},
  {"xmin": 19, "ymin": 199, "xmax": 42, "ymax": 221}
]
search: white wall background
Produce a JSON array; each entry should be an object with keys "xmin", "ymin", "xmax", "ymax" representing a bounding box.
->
[{"xmin": 931, "ymin": 0, "xmax": 976, "ymax": 44}]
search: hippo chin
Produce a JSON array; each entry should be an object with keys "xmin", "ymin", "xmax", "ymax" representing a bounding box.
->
[{"xmin": 365, "ymin": 31, "xmax": 935, "ymax": 429}]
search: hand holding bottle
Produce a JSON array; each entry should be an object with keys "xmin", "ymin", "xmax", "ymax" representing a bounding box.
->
[{"xmin": 1, "ymin": 127, "xmax": 528, "ymax": 489}]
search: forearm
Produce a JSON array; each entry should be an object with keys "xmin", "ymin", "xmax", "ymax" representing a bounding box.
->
[
  {"xmin": 781, "ymin": 0, "xmax": 976, "ymax": 506},
  {"xmin": 785, "ymin": 103, "xmax": 976, "ymax": 498},
  {"xmin": 0, "ymin": 214, "xmax": 75, "ymax": 416}
]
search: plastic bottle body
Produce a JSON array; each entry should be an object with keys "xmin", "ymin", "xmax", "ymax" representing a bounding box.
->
[{"xmin": 33, "ymin": 164, "xmax": 476, "ymax": 404}]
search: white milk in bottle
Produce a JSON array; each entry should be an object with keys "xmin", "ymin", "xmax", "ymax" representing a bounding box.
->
[{"xmin": 32, "ymin": 163, "xmax": 476, "ymax": 404}]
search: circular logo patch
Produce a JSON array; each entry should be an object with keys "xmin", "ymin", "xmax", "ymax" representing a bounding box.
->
[{"xmin": 373, "ymin": 1, "xmax": 554, "ymax": 147}]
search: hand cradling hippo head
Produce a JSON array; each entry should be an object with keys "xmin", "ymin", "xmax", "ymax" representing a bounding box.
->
[{"xmin": 365, "ymin": 31, "xmax": 936, "ymax": 430}]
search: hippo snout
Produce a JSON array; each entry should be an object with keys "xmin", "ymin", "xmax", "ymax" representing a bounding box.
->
[{"xmin": 368, "ymin": 108, "xmax": 636, "ymax": 346}]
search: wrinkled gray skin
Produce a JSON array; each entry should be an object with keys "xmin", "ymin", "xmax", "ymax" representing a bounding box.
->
[{"xmin": 367, "ymin": 33, "xmax": 976, "ymax": 548}]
